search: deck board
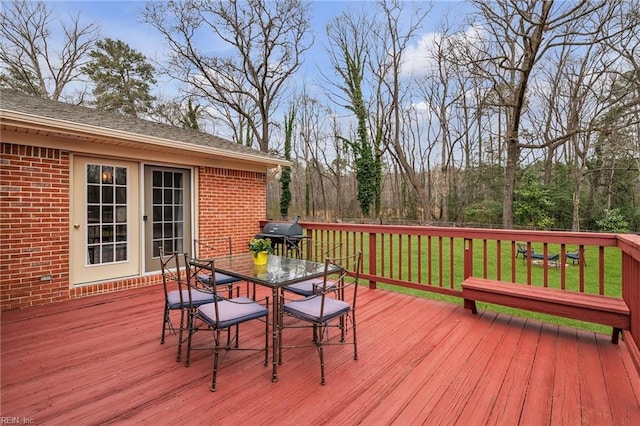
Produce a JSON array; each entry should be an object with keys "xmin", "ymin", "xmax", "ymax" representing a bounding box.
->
[{"xmin": 2, "ymin": 285, "xmax": 639, "ymax": 425}]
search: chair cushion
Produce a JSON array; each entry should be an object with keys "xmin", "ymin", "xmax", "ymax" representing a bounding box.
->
[
  {"xmin": 167, "ymin": 288, "xmax": 215, "ymax": 309},
  {"xmin": 198, "ymin": 297, "xmax": 268, "ymax": 329},
  {"xmin": 196, "ymin": 272, "xmax": 241, "ymax": 286},
  {"xmin": 283, "ymin": 296, "xmax": 350, "ymax": 323},
  {"xmin": 283, "ymin": 279, "xmax": 337, "ymax": 296}
]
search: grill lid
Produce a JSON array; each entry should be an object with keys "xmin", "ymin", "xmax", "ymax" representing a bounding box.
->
[{"xmin": 257, "ymin": 216, "xmax": 302, "ymax": 238}]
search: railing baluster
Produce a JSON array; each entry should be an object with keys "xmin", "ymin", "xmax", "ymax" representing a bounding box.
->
[
  {"xmin": 483, "ymin": 239, "xmax": 488, "ymax": 279},
  {"xmin": 448, "ymin": 237, "xmax": 454, "ymax": 289},
  {"xmin": 598, "ymin": 246, "xmax": 604, "ymax": 295},
  {"xmin": 428, "ymin": 236, "xmax": 432, "ymax": 285},
  {"xmin": 496, "ymin": 240, "xmax": 502, "ymax": 281},
  {"xmin": 438, "ymin": 237, "xmax": 444, "ymax": 287},
  {"xmin": 417, "ymin": 235, "xmax": 423, "ymax": 284}
]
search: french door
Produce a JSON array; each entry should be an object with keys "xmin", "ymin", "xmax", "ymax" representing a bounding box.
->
[
  {"xmin": 143, "ymin": 166, "xmax": 192, "ymax": 272},
  {"xmin": 70, "ymin": 156, "xmax": 140, "ymax": 284}
]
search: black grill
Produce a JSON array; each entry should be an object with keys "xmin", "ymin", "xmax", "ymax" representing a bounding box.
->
[{"xmin": 256, "ymin": 216, "xmax": 303, "ymax": 250}]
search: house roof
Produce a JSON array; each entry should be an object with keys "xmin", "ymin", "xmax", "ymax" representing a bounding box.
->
[{"xmin": 0, "ymin": 89, "xmax": 289, "ymax": 169}]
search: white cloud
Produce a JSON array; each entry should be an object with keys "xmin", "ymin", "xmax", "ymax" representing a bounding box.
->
[
  {"xmin": 400, "ymin": 23, "xmax": 486, "ymax": 79},
  {"xmin": 401, "ymin": 32, "xmax": 440, "ymax": 78}
]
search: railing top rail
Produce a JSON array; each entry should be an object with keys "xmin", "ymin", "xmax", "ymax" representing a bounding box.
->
[
  {"xmin": 295, "ymin": 221, "xmax": 621, "ymax": 247},
  {"xmin": 617, "ymin": 234, "xmax": 640, "ymax": 261}
]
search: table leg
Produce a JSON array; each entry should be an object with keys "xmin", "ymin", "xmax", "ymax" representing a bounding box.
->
[{"xmin": 271, "ymin": 286, "xmax": 279, "ymax": 382}]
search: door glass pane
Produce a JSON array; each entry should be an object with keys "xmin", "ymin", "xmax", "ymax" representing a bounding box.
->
[
  {"xmin": 87, "ymin": 185, "xmax": 99, "ymax": 203},
  {"xmin": 102, "ymin": 186, "xmax": 113, "ymax": 203},
  {"xmin": 87, "ymin": 165, "xmax": 100, "ymax": 183},
  {"xmin": 86, "ymin": 163, "xmax": 128, "ymax": 265}
]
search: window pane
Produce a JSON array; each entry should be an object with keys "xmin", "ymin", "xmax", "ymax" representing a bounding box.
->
[
  {"xmin": 102, "ymin": 186, "xmax": 113, "ymax": 203},
  {"xmin": 164, "ymin": 223, "xmax": 173, "ymax": 238},
  {"xmin": 163, "ymin": 206, "xmax": 173, "ymax": 221},
  {"xmin": 88, "ymin": 246, "xmax": 100, "ymax": 265},
  {"xmin": 115, "ymin": 167, "xmax": 127, "ymax": 185},
  {"xmin": 116, "ymin": 224, "xmax": 127, "ymax": 242},
  {"xmin": 116, "ymin": 187, "xmax": 126, "ymax": 204},
  {"xmin": 102, "ymin": 206, "xmax": 113, "ymax": 222},
  {"xmin": 153, "ymin": 206, "xmax": 162, "ymax": 222},
  {"xmin": 87, "ymin": 206, "xmax": 100, "ymax": 223},
  {"xmin": 102, "ymin": 245, "xmax": 114, "ymax": 263},
  {"xmin": 102, "ymin": 225, "xmax": 114, "ymax": 243},
  {"xmin": 153, "ymin": 223, "xmax": 162, "ymax": 239},
  {"xmin": 174, "ymin": 206, "xmax": 183, "ymax": 221},
  {"xmin": 174, "ymin": 173, "xmax": 183, "ymax": 187},
  {"xmin": 164, "ymin": 188, "xmax": 172, "ymax": 204},
  {"xmin": 115, "ymin": 206, "xmax": 126, "ymax": 223},
  {"xmin": 163, "ymin": 171, "xmax": 172, "ymax": 186},
  {"xmin": 174, "ymin": 222, "xmax": 183, "ymax": 238},
  {"xmin": 102, "ymin": 166, "xmax": 113, "ymax": 184},
  {"xmin": 115, "ymin": 243, "xmax": 127, "ymax": 261},
  {"xmin": 174, "ymin": 189, "xmax": 183, "ymax": 204},
  {"xmin": 153, "ymin": 170, "xmax": 162, "ymax": 187},
  {"xmin": 87, "ymin": 225, "xmax": 100, "ymax": 244},
  {"xmin": 87, "ymin": 185, "xmax": 100, "ymax": 203},
  {"xmin": 153, "ymin": 188, "xmax": 162, "ymax": 204},
  {"xmin": 87, "ymin": 165, "xmax": 100, "ymax": 183}
]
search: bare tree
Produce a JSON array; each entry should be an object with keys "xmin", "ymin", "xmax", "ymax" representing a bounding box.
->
[
  {"xmin": 0, "ymin": 0, "xmax": 98, "ymax": 101},
  {"xmin": 527, "ymin": 39, "xmax": 621, "ymax": 230},
  {"xmin": 143, "ymin": 0, "xmax": 312, "ymax": 152},
  {"xmin": 464, "ymin": 0, "xmax": 622, "ymax": 228},
  {"xmin": 370, "ymin": 0, "xmax": 430, "ymax": 220},
  {"xmin": 323, "ymin": 10, "xmax": 379, "ymax": 217}
]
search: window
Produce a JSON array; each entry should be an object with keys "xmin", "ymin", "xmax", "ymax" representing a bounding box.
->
[
  {"xmin": 151, "ymin": 170, "xmax": 185, "ymax": 257},
  {"xmin": 86, "ymin": 164, "xmax": 128, "ymax": 265}
]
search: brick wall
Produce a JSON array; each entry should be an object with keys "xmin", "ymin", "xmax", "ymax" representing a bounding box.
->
[
  {"xmin": 1, "ymin": 143, "xmax": 71, "ymax": 310},
  {"xmin": 1, "ymin": 143, "xmax": 267, "ymax": 311},
  {"xmin": 197, "ymin": 166, "xmax": 267, "ymax": 253}
]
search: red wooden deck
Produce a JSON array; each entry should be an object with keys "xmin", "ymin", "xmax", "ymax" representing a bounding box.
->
[{"xmin": 2, "ymin": 285, "xmax": 639, "ymax": 425}]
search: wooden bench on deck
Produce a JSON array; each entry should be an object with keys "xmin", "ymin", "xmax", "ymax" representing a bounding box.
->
[{"xmin": 462, "ymin": 277, "xmax": 630, "ymax": 344}]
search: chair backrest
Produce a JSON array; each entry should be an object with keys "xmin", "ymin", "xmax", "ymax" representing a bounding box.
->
[
  {"xmin": 285, "ymin": 237, "xmax": 343, "ymax": 262},
  {"xmin": 318, "ymin": 251, "xmax": 362, "ymax": 317},
  {"xmin": 183, "ymin": 254, "xmax": 217, "ymax": 308},
  {"xmin": 193, "ymin": 237, "xmax": 233, "ymax": 259},
  {"xmin": 159, "ymin": 248, "xmax": 182, "ymax": 299}
]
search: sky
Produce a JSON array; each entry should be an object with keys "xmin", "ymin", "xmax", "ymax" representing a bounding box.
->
[
  {"xmin": 41, "ymin": 0, "xmax": 471, "ymax": 141},
  {"xmin": 49, "ymin": 0, "xmax": 467, "ymax": 90}
]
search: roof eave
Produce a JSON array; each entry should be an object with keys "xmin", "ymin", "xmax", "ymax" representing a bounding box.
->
[{"xmin": 0, "ymin": 109, "xmax": 291, "ymax": 168}]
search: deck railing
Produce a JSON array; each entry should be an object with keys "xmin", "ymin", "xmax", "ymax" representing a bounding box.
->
[{"xmin": 288, "ymin": 221, "xmax": 640, "ymax": 373}]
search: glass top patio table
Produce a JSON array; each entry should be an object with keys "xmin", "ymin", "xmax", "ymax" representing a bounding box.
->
[
  {"xmin": 211, "ymin": 253, "xmax": 341, "ymax": 383},
  {"xmin": 213, "ymin": 253, "xmax": 340, "ymax": 288}
]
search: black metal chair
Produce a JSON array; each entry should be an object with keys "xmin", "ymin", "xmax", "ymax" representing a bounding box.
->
[
  {"xmin": 158, "ymin": 248, "xmax": 212, "ymax": 362},
  {"xmin": 193, "ymin": 237, "xmax": 242, "ymax": 287},
  {"xmin": 183, "ymin": 254, "xmax": 269, "ymax": 391},
  {"xmin": 279, "ymin": 251, "xmax": 362, "ymax": 385},
  {"xmin": 281, "ymin": 238, "xmax": 343, "ymax": 297},
  {"xmin": 566, "ymin": 247, "xmax": 587, "ymax": 266},
  {"xmin": 515, "ymin": 242, "xmax": 528, "ymax": 259}
]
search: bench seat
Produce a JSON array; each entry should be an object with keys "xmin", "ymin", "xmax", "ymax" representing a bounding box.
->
[{"xmin": 462, "ymin": 277, "xmax": 630, "ymax": 344}]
